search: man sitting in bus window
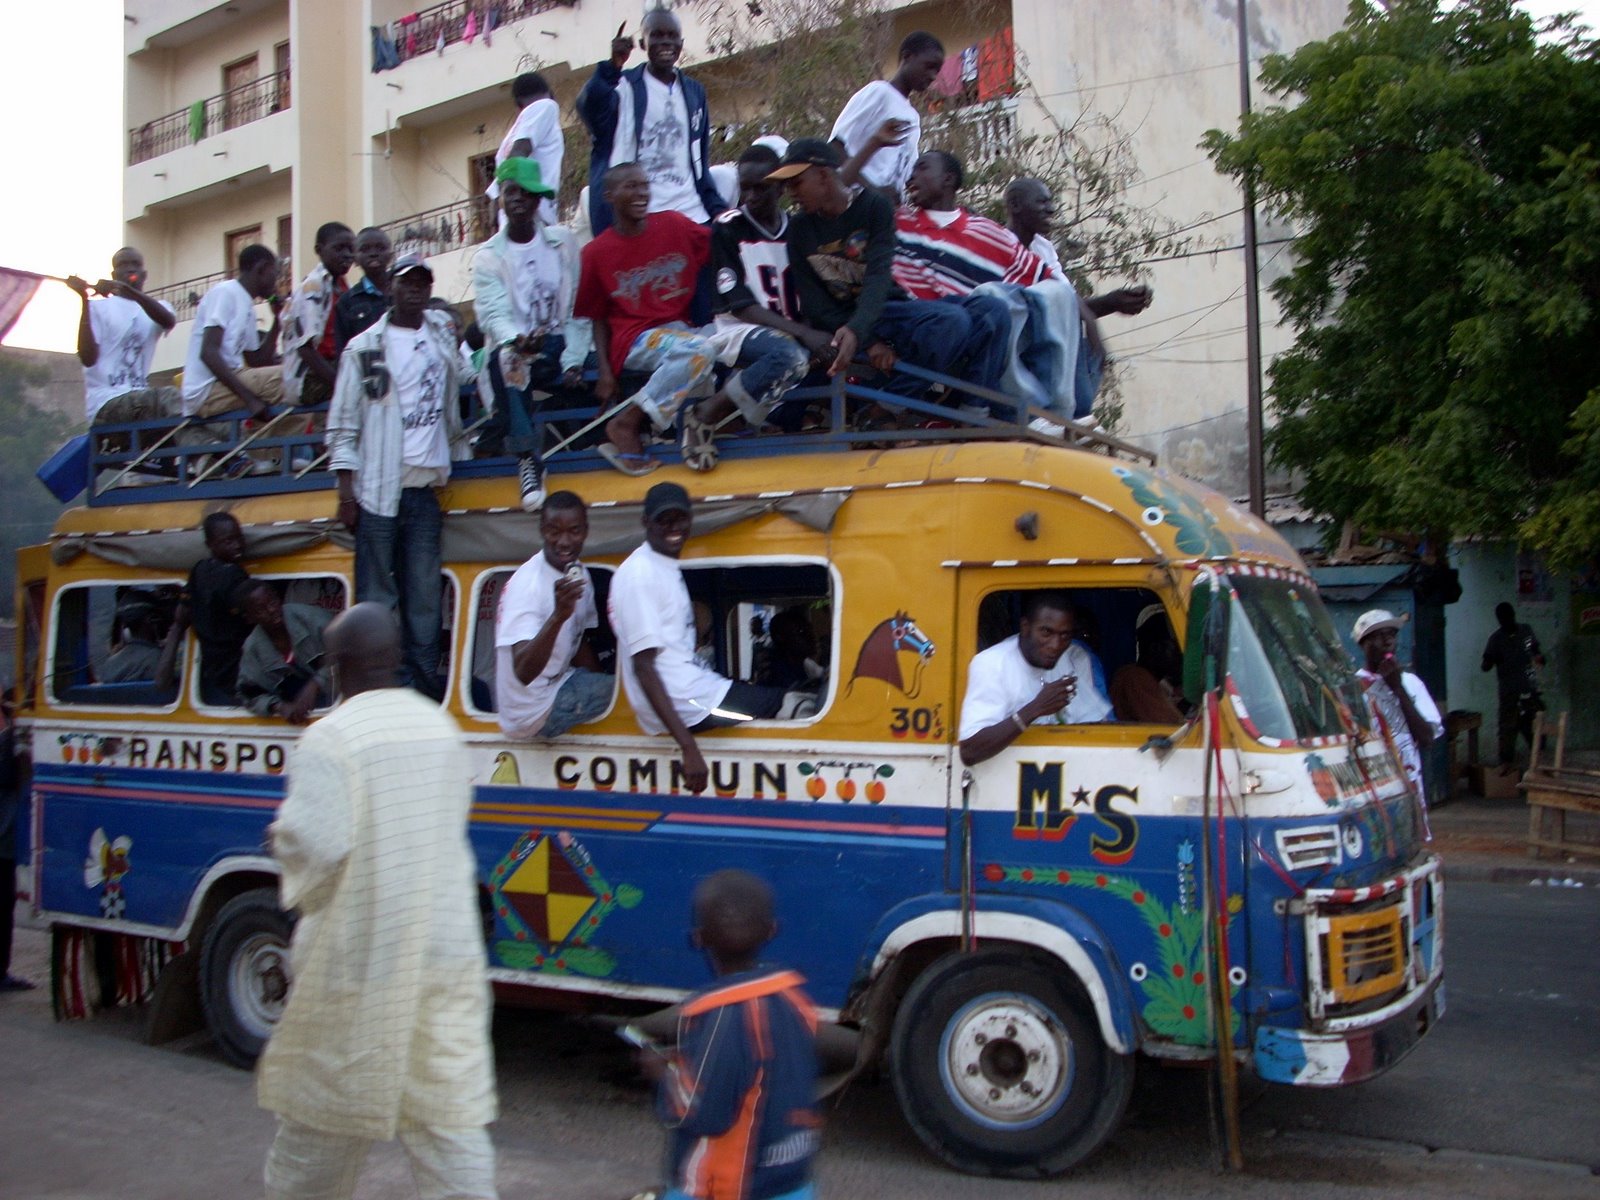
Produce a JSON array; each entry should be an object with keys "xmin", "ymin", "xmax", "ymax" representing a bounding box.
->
[
  {"xmin": 156, "ymin": 512, "xmax": 253, "ymax": 707},
  {"xmin": 608, "ymin": 483, "xmax": 786, "ymax": 793},
  {"xmin": 101, "ymin": 601, "xmax": 168, "ymax": 684},
  {"xmin": 494, "ymin": 491, "xmax": 614, "ymax": 740},
  {"xmin": 1110, "ymin": 603, "xmax": 1190, "ymax": 725},
  {"xmin": 958, "ymin": 592, "xmax": 1114, "ymax": 766},
  {"xmin": 235, "ymin": 579, "xmax": 333, "ymax": 724}
]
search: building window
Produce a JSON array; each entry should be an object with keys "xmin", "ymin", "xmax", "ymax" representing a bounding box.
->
[
  {"xmin": 469, "ymin": 151, "xmax": 497, "ymax": 243},
  {"xmin": 224, "ymin": 224, "xmax": 263, "ymax": 274},
  {"xmin": 465, "ymin": 566, "xmax": 617, "ymax": 716},
  {"xmin": 273, "ymin": 41, "xmax": 291, "ymax": 111}
]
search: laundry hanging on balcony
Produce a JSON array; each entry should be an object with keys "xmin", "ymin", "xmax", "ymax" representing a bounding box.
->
[
  {"xmin": 371, "ymin": 26, "xmax": 401, "ymax": 73},
  {"xmin": 187, "ymin": 99, "xmax": 205, "ymax": 144}
]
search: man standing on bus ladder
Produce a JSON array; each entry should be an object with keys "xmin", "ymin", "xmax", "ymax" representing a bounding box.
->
[
  {"xmin": 494, "ymin": 490, "xmax": 614, "ymax": 739},
  {"xmin": 1353, "ymin": 609, "xmax": 1442, "ymax": 801},
  {"xmin": 328, "ymin": 253, "xmax": 463, "ymax": 700},
  {"xmin": 608, "ymin": 483, "xmax": 785, "ymax": 792},
  {"xmin": 957, "ymin": 593, "xmax": 1113, "ymax": 766},
  {"xmin": 259, "ymin": 603, "xmax": 497, "ymax": 1200}
]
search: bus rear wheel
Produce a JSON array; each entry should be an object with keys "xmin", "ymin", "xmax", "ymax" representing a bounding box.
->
[
  {"xmin": 200, "ymin": 888, "xmax": 293, "ymax": 1068},
  {"xmin": 889, "ymin": 949, "xmax": 1133, "ymax": 1177}
]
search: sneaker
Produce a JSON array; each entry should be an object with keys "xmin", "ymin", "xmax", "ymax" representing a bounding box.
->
[
  {"xmin": 680, "ymin": 408, "xmax": 719, "ymax": 473},
  {"xmin": 1029, "ymin": 417, "xmax": 1066, "ymax": 438},
  {"xmin": 518, "ymin": 455, "xmax": 545, "ymax": 513}
]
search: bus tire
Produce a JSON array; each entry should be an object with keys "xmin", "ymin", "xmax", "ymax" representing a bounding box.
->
[
  {"xmin": 199, "ymin": 888, "xmax": 293, "ymax": 1069},
  {"xmin": 889, "ymin": 949, "xmax": 1133, "ymax": 1177}
]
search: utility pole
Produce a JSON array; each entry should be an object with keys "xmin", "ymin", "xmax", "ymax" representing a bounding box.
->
[{"xmin": 1239, "ymin": 0, "xmax": 1266, "ymax": 518}]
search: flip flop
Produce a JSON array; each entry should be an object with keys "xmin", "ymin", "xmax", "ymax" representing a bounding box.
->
[
  {"xmin": 680, "ymin": 408, "xmax": 719, "ymax": 473},
  {"xmin": 598, "ymin": 443, "xmax": 660, "ymax": 476}
]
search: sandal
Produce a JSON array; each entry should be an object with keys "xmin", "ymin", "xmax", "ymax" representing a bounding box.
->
[
  {"xmin": 598, "ymin": 443, "xmax": 660, "ymax": 477},
  {"xmin": 680, "ymin": 408, "xmax": 719, "ymax": 473}
]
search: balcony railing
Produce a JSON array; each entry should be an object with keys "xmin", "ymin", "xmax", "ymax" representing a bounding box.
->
[
  {"xmin": 129, "ymin": 70, "xmax": 291, "ymax": 165},
  {"xmin": 380, "ymin": 199, "xmax": 489, "ymax": 261},
  {"xmin": 372, "ymin": 0, "xmax": 576, "ymax": 71},
  {"xmin": 147, "ymin": 260, "xmax": 292, "ymax": 323},
  {"xmin": 147, "ymin": 270, "xmax": 230, "ymax": 323}
]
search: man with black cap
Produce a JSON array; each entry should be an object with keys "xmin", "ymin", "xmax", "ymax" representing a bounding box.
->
[
  {"xmin": 472, "ymin": 157, "xmax": 590, "ymax": 511},
  {"xmin": 328, "ymin": 252, "xmax": 462, "ymax": 699},
  {"xmin": 1352, "ymin": 609, "xmax": 1442, "ymax": 801},
  {"xmin": 768, "ymin": 138, "xmax": 1010, "ymax": 412},
  {"xmin": 608, "ymin": 482, "xmax": 785, "ymax": 792}
]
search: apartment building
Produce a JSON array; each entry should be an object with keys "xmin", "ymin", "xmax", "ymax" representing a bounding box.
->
[{"xmin": 123, "ymin": 0, "xmax": 1343, "ymax": 496}]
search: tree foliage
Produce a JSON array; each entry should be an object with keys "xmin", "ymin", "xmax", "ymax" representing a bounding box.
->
[
  {"xmin": 0, "ymin": 353, "xmax": 74, "ymax": 622},
  {"xmin": 1204, "ymin": 0, "xmax": 1600, "ymax": 568}
]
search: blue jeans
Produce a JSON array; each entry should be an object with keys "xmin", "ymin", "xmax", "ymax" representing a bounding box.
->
[
  {"xmin": 355, "ymin": 487, "xmax": 443, "ymax": 699},
  {"xmin": 871, "ymin": 297, "xmax": 1011, "ymax": 408},
  {"xmin": 725, "ymin": 328, "xmax": 810, "ymax": 425},
  {"xmin": 483, "ymin": 335, "xmax": 567, "ymax": 456},
  {"xmin": 538, "ymin": 668, "xmax": 614, "ymax": 737}
]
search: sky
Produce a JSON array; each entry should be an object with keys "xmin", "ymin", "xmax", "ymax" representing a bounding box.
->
[{"xmin": 0, "ymin": 0, "xmax": 1595, "ymax": 354}]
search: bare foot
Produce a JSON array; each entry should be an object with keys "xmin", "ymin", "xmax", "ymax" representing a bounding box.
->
[{"xmin": 605, "ymin": 412, "xmax": 646, "ymax": 457}]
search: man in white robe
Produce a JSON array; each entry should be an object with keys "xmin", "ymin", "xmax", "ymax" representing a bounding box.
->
[{"xmin": 258, "ymin": 602, "xmax": 497, "ymax": 1200}]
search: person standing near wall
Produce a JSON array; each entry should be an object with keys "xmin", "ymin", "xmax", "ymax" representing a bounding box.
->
[{"xmin": 1481, "ymin": 601, "xmax": 1546, "ymax": 772}]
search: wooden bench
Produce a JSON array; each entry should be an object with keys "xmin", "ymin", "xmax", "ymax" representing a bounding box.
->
[{"xmin": 1522, "ymin": 712, "xmax": 1600, "ymax": 860}]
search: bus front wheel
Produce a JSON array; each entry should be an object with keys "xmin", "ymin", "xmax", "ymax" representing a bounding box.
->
[
  {"xmin": 200, "ymin": 888, "xmax": 293, "ymax": 1068},
  {"xmin": 889, "ymin": 949, "xmax": 1133, "ymax": 1177}
]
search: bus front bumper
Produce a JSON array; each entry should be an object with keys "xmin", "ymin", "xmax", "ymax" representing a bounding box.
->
[{"xmin": 1252, "ymin": 975, "xmax": 1444, "ymax": 1086}]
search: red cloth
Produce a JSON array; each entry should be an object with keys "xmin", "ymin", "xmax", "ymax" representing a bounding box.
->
[
  {"xmin": 977, "ymin": 28, "xmax": 1014, "ymax": 102},
  {"xmin": 575, "ymin": 212, "xmax": 711, "ymax": 377},
  {"xmin": 316, "ymin": 277, "xmax": 348, "ymax": 360}
]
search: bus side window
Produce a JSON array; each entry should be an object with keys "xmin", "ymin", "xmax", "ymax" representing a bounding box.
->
[
  {"xmin": 683, "ymin": 563, "xmax": 834, "ymax": 721},
  {"xmin": 216, "ymin": 574, "xmax": 348, "ymax": 714},
  {"xmin": 977, "ymin": 588, "xmax": 1179, "ymax": 726},
  {"xmin": 465, "ymin": 566, "xmax": 616, "ymax": 716},
  {"xmin": 50, "ymin": 582, "xmax": 182, "ymax": 708}
]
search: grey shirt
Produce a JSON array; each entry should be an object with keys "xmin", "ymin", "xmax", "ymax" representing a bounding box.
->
[{"xmin": 237, "ymin": 604, "xmax": 334, "ymax": 716}]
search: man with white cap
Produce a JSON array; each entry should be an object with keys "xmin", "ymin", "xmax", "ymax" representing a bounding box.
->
[{"xmin": 1352, "ymin": 609, "xmax": 1443, "ymax": 800}]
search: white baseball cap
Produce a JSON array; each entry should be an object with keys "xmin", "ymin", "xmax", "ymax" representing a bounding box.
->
[{"xmin": 1352, "ymin": 608, "xmax": 1408, "ymax": 644}]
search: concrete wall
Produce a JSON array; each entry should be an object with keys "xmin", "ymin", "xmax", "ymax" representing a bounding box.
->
[{"xmin": 1448, "ymin": 543, "xmax": 1597, "ymax": 753}]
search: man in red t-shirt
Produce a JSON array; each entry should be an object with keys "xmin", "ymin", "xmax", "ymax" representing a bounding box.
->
[{"xmin": 574, "ymin": 162, "xmax": 715, "ymax": 475}]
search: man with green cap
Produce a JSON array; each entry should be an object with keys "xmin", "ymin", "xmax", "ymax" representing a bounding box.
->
[{"xmin": 471, "ymin": 157, "xmax": 591, "ymax": 511}]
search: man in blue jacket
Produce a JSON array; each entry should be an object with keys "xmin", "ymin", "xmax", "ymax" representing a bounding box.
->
[{"xmin": 577, "ymin": 5, "xmax": 727, "ymax": 237}]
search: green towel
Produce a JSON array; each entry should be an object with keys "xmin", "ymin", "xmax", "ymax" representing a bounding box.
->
[{"xmin": 188, "ymin": 99, "xmax": 205, "ymax": 143}]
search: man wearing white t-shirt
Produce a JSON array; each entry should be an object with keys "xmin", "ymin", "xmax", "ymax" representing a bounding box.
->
[
  {"xmin": 576, "ymin": 6, "xmax": 726, "ymax": 236},
  {"xmin": 1352, "ymin": 609, "xmax": 1443, "ymax": 802},
  {"xmin": 181, "ymin": 244, "xmax": 285, "ymax": 419},
  {"xmin": 328, "ymin": 253, "xmax": 462, "ymax": 700},
  {"xmin": 830, "ymin": 31, "xmax": 945, "ymax": 202},
  {"xmin": 958, "ymin": 593, "xmax": 1114, "ymax": 766},
  {"xmin": 487, "ymin": 72, "xmax": 564, "ymax": 225},
  {"xmin": 495, "ymin": 491, "xmax": 613, "ymax": 740},
  {"xmin": 608, "ymin": 483, "xmax": 785, "ymax": 793},
  {"xmin": 68, "ymin": 247, "xmax": 177, "ymax": 425}
]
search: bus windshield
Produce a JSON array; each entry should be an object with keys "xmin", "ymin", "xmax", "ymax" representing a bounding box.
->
[{"xmin": 1225, "ymin": 575, "xmax": 1371, "ymax": 743}]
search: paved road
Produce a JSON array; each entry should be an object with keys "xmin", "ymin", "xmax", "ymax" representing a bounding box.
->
[{"xmin": 1, "ymin": 881, "xmax": 1595, "ymax": 1199}]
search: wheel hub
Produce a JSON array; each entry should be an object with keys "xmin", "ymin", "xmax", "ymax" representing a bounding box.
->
[
  {"xmin": 231, "ymin": 932, "xmax": 290, "ymax": 1039},
  {"xmin": 941, "ymin": 994, "xmax": 1073, "ymax": 1128}
]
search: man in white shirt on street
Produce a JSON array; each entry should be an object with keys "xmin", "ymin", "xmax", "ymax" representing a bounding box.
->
[
  {"xmin": 328, "ymin": 253, "xmax": 462, "ymax": 700},
  {"xmin": 958, "ymin": 593, "xmax": 1114, "ymax": 766},
  {"xmin": 1353, "ymin": 609, "xmax": 1443, "ymax": 801},
  {"xmin": 181, "ymin": 244, "xmax": 284, "ymax": 419},
  {"xmin": 495, "ymin": 490, "xmax": 613, "ymax": 740},
  {"xmin": 68, "ymin": 246, "xmax": 177, "ymax": 426},
  {"xmin": 608, "ymin": 483, "xmax": 785, "ymax": 792},
  {"xmin": 259, "ymin": 603, "xmax": 496, "ymax": 1200}
]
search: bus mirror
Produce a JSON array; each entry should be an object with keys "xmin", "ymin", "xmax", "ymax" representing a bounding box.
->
[{"xmin": 1182, "ymin": 574, "xmax": 1229, "ymax": 706}]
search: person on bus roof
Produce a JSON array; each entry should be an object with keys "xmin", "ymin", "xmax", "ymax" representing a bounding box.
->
[
  {"xmin": 494, "ymin": 490, "xmax": 613, "ymax": 740},
  {"xmin": 67, "ymin": 246, "xmax": 178, "ymax": 430},
  {"xmin": 770, "ymin": 138, "xmax": 1010, "ymax": 420},
  {"xmin": 155, "ymin": 512, "xmax": 252, "ymax": 707},
  {"xmin": 957, "ymin": 592, "xmax": 1113, "ymax": 766},
  {"xmin": 607, "ymin": 483, "xmax": 786, "ymax": 793},
  {"xmin": 281, "ymin": 222, "xmax": 356, "ymax": 408}
]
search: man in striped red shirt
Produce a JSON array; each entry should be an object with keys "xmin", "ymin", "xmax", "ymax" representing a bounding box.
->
[{"xmin": 893, "ymin": 151, "xmax": 1050, "ymax": 299}]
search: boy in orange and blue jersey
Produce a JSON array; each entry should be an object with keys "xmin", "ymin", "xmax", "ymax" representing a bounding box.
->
[{"xmin": 656, "ymin": 869, "xmax": 820, "ymax": 1200}]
